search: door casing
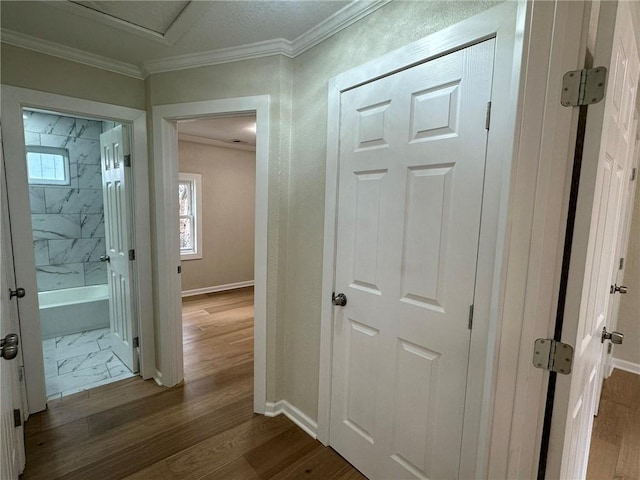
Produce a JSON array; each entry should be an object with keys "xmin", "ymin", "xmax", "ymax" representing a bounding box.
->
[
  {"xmin": 0, "ymin": 85, "xmax": 154, "ymax": 414},
  {"xmin": 151, "ymin": 96, "xmax": 270, "ymax": 414}
]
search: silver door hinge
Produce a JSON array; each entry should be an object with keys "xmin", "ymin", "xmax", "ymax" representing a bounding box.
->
[
  {"xmin": 133, "ymin": 337, "xmax": 139, "ymax": 348},
  {"xmin": 533, "ymin": 338, "xmax": 574, "ymax": 374},
  {"xmin": 631, "ymin": 168, "xmax": 637, "ymax": 181},
  {"xmin": 468, "ymin": 304, "xmax": 474, "ymax": 330},
  {"xmin": 124, "ymin": 154, "xmax": 131, "ymax": 167},
  {"xmin": 619, "ymin": 257, "xmax": 625, "ymax": 270},
  {"xmin": 485, "ymin": 102, "xmax": 492, "ymax": 130},
  {"xmin": 128, "ymin": 249, "xmax": 135, "ymax": 261},
  {"xmin": 561, "ymin": 67, "xmax": 607, "ymax": 107}
]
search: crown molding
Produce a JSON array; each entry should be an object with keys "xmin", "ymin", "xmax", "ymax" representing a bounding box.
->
[
  {"xmin": 290, "ymin": 0, "xmax": 391, "ymax": 56},
  {"xmin": 2, "ymin": 0, "xmax": 390, "ymax": 78},
  {"xmin": 1, "ymin": 29, "xmax": 145, "ymax": 79},
  {"xmin": 143, "ymin": 0, "xmax": 391, "ymax": 74},
  {"xmin": 143, "ymin": 38, "xmax": 292, "ymax": 75},
  {"xmin": 178, "ymin": 134, "xmax": 256, "ymax": 152}
]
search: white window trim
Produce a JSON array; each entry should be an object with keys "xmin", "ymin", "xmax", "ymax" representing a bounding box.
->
[{"xmin": 179, "ymin": 172, "xmax": 202, "ymax": 260}]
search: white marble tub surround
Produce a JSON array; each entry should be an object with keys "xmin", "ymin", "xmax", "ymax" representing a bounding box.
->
[
  {"xmin": 24, "ymin": 110, "xmax": 109, "ymax": 292},
  {"xmin": 39, "ymin": 284, "xmax": 110, "ymax": 338},
  {"xmin": 43, "ymin": 327, "xmax": 134, "ymax": 400}
]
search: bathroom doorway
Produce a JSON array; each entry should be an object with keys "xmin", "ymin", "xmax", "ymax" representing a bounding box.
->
[{"xmin": 22, "ymin": 109, "xmax": 135, "ymax": 400}]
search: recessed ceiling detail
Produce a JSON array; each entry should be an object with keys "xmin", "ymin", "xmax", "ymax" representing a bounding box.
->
[{"xmin": 70, "ymin": 1, "xmax": 190, "ymax": 35}]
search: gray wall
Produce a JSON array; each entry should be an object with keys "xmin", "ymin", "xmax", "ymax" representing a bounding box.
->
[
  {"xmin": 615, "ymin": 180, "xmax": 640, "ymax": 365},
  {"xmin": 1, "ymin": 44, "xmax": 146, "ymax": 110},
  {"xmin": 178, "ymin": 140, "xmax": 256, "ymax": 292},
  {"xmin": 24, "ymin": 111, "xmax": 107, "ymax": 291}
]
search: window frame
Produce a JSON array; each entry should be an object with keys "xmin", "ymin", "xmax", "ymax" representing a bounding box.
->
[
  {"xmin": 25, "ymin": 145, "xmax": 71, "ymax": 186},
  {"xmin": 178, "ymin": 172, "xmax": 203, "ymax": 260}
]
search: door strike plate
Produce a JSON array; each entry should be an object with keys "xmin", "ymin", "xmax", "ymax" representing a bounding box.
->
[{"xmin": 533, "ymin": 338, "xmax": 574, "ymax": 374}]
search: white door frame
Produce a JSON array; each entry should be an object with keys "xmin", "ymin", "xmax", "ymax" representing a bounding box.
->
[
  {"xmin": 0, "ymin": 85, "xmax": 155, "ymax": 414},
  {"xmin": 151, "ymin": 96, "xmax": 269, "ymax": 414},
  {"xmin": 319, "ymin": 1, "xmax": 590, "ymax": 478}
]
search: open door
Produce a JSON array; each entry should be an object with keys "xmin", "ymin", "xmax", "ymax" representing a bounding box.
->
[
  {"xmin": 100, "ymin": 125, "xmax": 138, "ymax": 373},
  {"xmin": 547, "ymin": 2, "xmax": 640, "ymax": 478},
  {"xmin": 0, "ymin": 129, "xmax": 26, "ymax": 479}
]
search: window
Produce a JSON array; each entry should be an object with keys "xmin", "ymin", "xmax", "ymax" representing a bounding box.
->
[
  {"xmin": 179, "ymin": 172, "xmax": 203, "ymax": 260},
  {"xmin": 26, "ymin": 146, "xmax": 70, "ymax": 185}
]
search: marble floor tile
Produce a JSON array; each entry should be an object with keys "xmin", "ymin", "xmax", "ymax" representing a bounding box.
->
[
  {"xmin": 42, "ymin": 327, "xmax": 133, "ymax": 399},
  {"xmin": 54, "ymin": 328, "xmax": 110, "ymax": 349},
  {"xmin": 57, "ymin": 349, "xmax": 117, "ymax": 376}
]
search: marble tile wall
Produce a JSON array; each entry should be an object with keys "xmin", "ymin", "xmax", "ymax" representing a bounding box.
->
[{"xmin": 24, "ymin": 111, "xmax": 109, "ymax": 291}]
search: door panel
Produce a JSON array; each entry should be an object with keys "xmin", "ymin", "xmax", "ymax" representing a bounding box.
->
[
  {"xmin": 0, "ymin": 129, "xmax": 25, "ymax": 479},
  {"xmin": 330, "ymin": 39, "xmax": 495, "ymax": 479},
  {"xmin": 560, "ymin": 2, "xmax": 640, "ymax": 477},
  {"xmin": 100, "ymin": 126, "xmax": 138, "ymax": 373}
]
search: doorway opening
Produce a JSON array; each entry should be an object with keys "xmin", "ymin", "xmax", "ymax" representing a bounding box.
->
[
  {"xmin": 21, "ymin": 108, "xmax": 136, "ymax": 400},
  {"xmin": 176, "ymin": 115, "xmax": 257, "ymax": 383}
]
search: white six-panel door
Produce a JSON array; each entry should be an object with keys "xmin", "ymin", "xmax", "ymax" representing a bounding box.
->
[
  {"xmin": 560, "ymin": 3, "xmax": 639, "ymax": 478},
  {"xmin": 0, "ymin": 129, "xmax": 26, "ymax": 479},
  {"xmin": 330, "ymin": 39, "xmax": 495, "ymax": 479},
  {"xmin": 100, "ymin": 125, "xmax": 138, "ymax": 373}
]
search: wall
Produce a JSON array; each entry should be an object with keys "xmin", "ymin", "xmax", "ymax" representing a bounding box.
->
[
  {"xmin": 178, "ymin": 140, "xmax": 256, "ymax": 291},
  {"xmin": 1, "ymin": 44, "xmax": 146, "ymax": 110},
  {"xmin": 23, "ymin": 111, "xmax": 107, "ymax": 291},
  {"xmin": 148, "ymin": 54, "xmax": 293, "ymax": 402},
  {"xmin": 285, "ymin": 0, "xmax": 501, "ymax": 419},
  {"xmin": 615, "ymin": 178, "xmax": 640, "ymax": 366}
]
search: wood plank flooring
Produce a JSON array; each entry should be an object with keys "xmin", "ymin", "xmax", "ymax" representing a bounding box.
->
[
  {"xmin": 587, "ymin": 368, "xmax": 640, "ymax": 480},
  {"xmin": 20, "ymin": 287, "xmax": 365, "ymax": 480}
]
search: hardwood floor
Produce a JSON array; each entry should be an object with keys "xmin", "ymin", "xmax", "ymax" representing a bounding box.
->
[
  {"xmin": 20, "ymin": 287, "xmax": 365, "ymax": 480},
  {"xmin": 587, "ymin": 368, "xmax": 640, "ymax": 480}
]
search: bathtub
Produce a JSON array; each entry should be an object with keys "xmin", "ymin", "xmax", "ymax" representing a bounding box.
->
[{"xmin": 38, "ymin": 284, "xmax": 110, "ymax": 339}]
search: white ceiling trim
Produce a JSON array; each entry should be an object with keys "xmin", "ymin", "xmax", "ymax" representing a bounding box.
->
[
  {"xmin": 179, "ymin": 133, "xmax": 256, "ymax": 152},
  {"xmin": 1, "ymin": 0, "xmax": 390, "ymax": 79},
  {"xmin": 143, "ymin": 0, "xmax": 390, "ymax": 74},
  {"xmin": 290, "ymin": 0, "xmax": 391, "ymax": 57},
  {"xmin": 0, "ymin": 29, "xmax": 145, "ymax": 79},
  {"xmin": 142, "ymin": 38, "xmax": 292, "ymax": 75}
]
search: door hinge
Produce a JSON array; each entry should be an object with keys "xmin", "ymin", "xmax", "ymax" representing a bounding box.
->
[
  {"xmin": 485, "ymin": 102, "xmax": 492, "ymax": 130},
  {"xmin": 468, "ymin": 304, "xmax": 474, "ymax": 330},
  {"xmin": 13, "ymin": 409, "xmax": 21, "ymax": 428},
  {"xmin": 128, "ymin": 249, "xmax": 135, "ymax": 261},
  {"xmin": 619, "ymin": 257, "xmax": 625, "ymax": 270},
  {"xmin": 533, "ymin": 338, "xmax": 574, "ymax": 374},
  {"xmin": 124, "ymin": 154, "xmax": 131, "ymax": 167},
  {"xmin": 133, "ymin": 337, "xmax": 139, "ymax": 348},
  {"xmin": 561, "ymin": 67, "xmax": 607, "ymax": 107},
  {"xmin": 631, "ymin": 168, "xmax": 637, "ymax": 181}
]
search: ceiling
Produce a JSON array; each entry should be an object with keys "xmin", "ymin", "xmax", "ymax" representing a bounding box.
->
[
  {"xmin": 0, "ymin": 1, "xmax": 386, "ymax": 78},
  {"xmin": 177, "ymin": 115, "xmax": 257, "ymax": 151}
]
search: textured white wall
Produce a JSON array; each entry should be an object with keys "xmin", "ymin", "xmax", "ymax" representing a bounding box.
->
[
  {"xmin": 285, "ymin": 0, "xmax": 501, "ymax": 418},
  {"xmin": 178, "ymin": 141, "xmax": 256, "ymax": 292}
]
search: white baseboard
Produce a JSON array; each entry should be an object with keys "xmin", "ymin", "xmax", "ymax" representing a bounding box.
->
[
  {"xmin": 611, "ymin": 358, "xmax": 640, "ymax": 375},
  {"xmin": 264, "ymin": 400, "xmax": 318, "ymax": 439},
  {"xmin": 181, "ymin": 280, "xmax": 254, "ymax": 297}
]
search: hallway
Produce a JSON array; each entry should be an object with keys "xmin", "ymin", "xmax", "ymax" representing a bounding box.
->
[{"xmin": 20, "ymin": 288, "xmax": 364, "ymax": 479}]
